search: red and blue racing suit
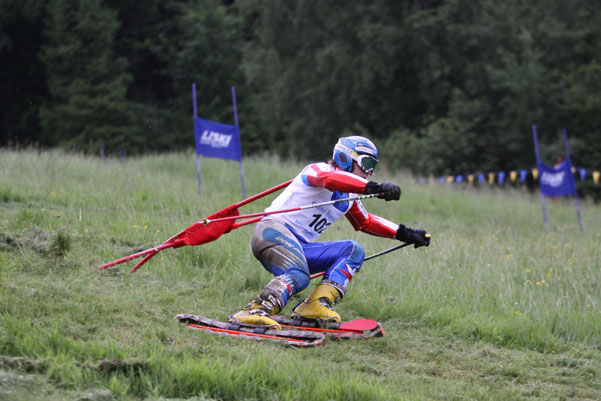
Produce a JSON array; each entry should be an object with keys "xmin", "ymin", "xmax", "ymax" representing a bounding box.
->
[{"xmin": 251, "ymin": 162, "xmax": 399, "ymax": 304}]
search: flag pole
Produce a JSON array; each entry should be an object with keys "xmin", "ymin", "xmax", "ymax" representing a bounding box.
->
[
  {"xmin": 193, "ymin": 83, "xmax": 202, "ymax": 196},
  {"xmin": 232, "ymin": 86, "xmax": 246, "ymax": 199},
  {"xmin": 561, "ymin": 129, "xmax": 584, "ymax": 233},
  {"xmin": 532, "ymin": 125, "xmax": 549, "ymax": 232}
]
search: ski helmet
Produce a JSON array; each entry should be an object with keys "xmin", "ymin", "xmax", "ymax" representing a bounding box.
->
[{"xmin": 332, "ymin": 136, "xmax": 379, "ymax": 174}]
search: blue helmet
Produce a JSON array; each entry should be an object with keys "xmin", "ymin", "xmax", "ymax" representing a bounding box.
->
[{"xmin": 332, "ymin": 136, "xmax": 379, "ymax": 174}]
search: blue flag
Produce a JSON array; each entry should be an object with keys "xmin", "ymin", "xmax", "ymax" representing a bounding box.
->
[
  {"xmin": 194, "ymin": 117, "xmax": 241, "ymax": 161},
  {"xmin": 537, "ymin": 160, "xmax": 576, "ymax": 197},
  {"xmin": 498, "ymin": 172, "xmax": 506, "ymax": 185}
]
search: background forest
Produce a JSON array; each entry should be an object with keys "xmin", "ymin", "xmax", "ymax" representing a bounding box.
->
[{"xmin": 2, "ymin": 0, "xmax": 601, "ymax": 177}]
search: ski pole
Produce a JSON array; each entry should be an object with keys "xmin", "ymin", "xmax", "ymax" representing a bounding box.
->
[
  {"xmin": 201, "ymin": 193, "xmax": 382, "ymax": 225},
  {"xmin": 364, "ymin": 241, "xmax": 412, "ymax": 261},
  {"xmin": 309, "ymin": 242, "xmax": 412, "ymax": 280}
]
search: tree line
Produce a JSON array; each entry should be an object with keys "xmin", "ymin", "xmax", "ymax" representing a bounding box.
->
[{"xmin": 2, "ymin": 0, "xmax": 600, "ymax": 181}]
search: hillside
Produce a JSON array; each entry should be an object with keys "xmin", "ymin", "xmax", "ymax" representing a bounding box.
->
[{"xmin": 1, "ymin": 150, "xmax": 600, "ymax": 400}]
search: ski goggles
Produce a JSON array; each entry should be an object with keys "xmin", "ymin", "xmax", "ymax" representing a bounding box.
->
[{"xmin": 356, "ymin": 154, "xmax": 378, "ymax": 174}]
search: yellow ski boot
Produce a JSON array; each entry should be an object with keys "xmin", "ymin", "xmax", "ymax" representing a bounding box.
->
[
  {"xmin": 229, "ymin": 277, "xmax": 288, "ymax": 330},
  {"xmin": 228, "ymin": 301, "xmax": 281, "ymax": 330},
  {"xmin": 291, "ymin": 283, "xmax": 342, "ymax": 323}
]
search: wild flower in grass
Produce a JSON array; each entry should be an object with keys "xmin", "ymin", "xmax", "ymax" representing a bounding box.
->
[
  {"xmin": 514, "ymin": 311, "xmax": 523, "ymax": 316},
  {"xmin": 144, "ymin": 225, "xmax": 148, "ymax": 229},
  {"xmin": 156, "ymin": 229, "xmax": 160, "ymax": 233}
]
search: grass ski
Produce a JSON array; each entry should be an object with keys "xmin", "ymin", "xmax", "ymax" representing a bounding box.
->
[
  {"xmin": 175, "ymin": 314, "xmax": 325, "ymax": 347},
  {"xmin": 176, "ymin": 314, "xmax": 384, "ymax": 347},
  {"xmin": 272, "ymin": 315, "xmax": 385, "ymax": 339}
]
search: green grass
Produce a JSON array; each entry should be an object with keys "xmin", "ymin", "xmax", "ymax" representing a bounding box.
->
[{"xmin": 1, "ymin": 148, "xmax": 600, "ymax": 400}]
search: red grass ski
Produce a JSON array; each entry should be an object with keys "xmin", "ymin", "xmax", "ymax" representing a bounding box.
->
[
  {"xmin": 176, "ymin": 314, "xmax": 384, "ymax": 347},
  {"xmin": 176, "ymin": 314, "xmax": 325, "ymax": 347},
  {"xmin": 272, "ymin": 315, "xmax": 385, "ymax": 339}
]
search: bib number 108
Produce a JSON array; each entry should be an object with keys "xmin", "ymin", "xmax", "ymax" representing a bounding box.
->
[{"xmin": 309, "ymin": 214, "xmax": 331, "ymax": 234}]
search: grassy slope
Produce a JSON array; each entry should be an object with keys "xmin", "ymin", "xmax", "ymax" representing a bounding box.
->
[{"xmin": 0, "ymin": 149, "xmax": 600, "ymax": 401}]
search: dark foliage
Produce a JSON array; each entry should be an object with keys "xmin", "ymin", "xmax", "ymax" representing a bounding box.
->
[{"xmin": 1, "ymin": 0, "xmax": 600, "ymax": 177}]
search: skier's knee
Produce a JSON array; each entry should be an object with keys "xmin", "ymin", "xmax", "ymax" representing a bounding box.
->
[{"xmin": 345, "ymin": 240, "xmax": 365, "ymax": 267}]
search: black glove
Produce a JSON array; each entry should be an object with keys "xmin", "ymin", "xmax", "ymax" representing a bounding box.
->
[
  {"xmin": 365, "ymin": 181, "xmax": 401, "ymax": 201},
  {"xmin": 396, "ymin": 224, "xmax": 431, "ymax": 248}
]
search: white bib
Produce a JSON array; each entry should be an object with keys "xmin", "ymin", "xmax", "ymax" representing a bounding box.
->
[{"xmin": 265, "ymin": 163, "xmax": 357, "ymax": 242}]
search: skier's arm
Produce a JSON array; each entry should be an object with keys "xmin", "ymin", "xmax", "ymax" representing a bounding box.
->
[
  {"xmin": 303, "ymin": 165, "xmax": 369, "ymax": 193},
  {"xmin": 346, "ymin": 200, "xmax": 432, "ymax": 247},
  {"xmin": 345, "ymin": 200, "xmax": 398, "ymax": 238},
  {"xmin": 304, "ymin": 164, "xmax": 401, "ymax": 200}
]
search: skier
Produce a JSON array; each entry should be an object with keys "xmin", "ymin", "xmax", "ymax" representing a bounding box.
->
[{"xmin": 229, "ymin": 136, "xmax": 430, "ymax": 329}]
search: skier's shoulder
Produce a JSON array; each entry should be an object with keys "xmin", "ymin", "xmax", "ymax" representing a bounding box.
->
[{"xmin": 300, "ymin": 161, "xmax": 334, "ymax": 175}]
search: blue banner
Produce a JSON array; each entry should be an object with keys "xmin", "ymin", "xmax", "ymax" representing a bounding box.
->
[
  {"xmin": 498, "ymin": 172, "xmax": 506, "ymax": 185},
  {"xmin": 194, "ymin": 117, "xmax": 241, "ymax": 161},
  {"xmin": 537, "ymin": 160, "xmax": 576, "ymax": 197}
]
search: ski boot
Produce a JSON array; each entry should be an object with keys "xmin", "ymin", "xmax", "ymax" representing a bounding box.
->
[
  {"xmin": 229, "ymin": 277, "xmax": 288, "ymax": 330},
  {"xmin": 291, "ymin": 283, "xmax": 342, "ymax": 323}
]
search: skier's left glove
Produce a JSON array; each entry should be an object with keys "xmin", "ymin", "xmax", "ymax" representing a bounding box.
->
[
  {"xmin": 365, "ymin": 181, "xmax": 401, "ymax": 201},
  {"xmin": 396, "ymin": 224, "xmax": 431, "ymax": 248}
]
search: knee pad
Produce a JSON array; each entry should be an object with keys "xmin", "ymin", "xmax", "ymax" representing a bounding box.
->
[
  {"xmin": 323, "ymin": 240, "xmax": 366, "ymax": 295},
  {"xmin": 344, "ymin": 240, "xmax": 365, "ymax": 269}
]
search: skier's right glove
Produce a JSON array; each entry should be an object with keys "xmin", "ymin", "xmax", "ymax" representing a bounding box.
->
[
  {"xmin": 365, "ymin": 181, "xmax": 401, "ymax": 201},
  {"xmin": 396, "ymin": 224, "xmax": 431, "ymax": 248}
]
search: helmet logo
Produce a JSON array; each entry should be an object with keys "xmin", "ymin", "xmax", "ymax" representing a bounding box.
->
[{"xmin": 355, "ymin": 145, "xmax": 374, "ymax": 155}]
